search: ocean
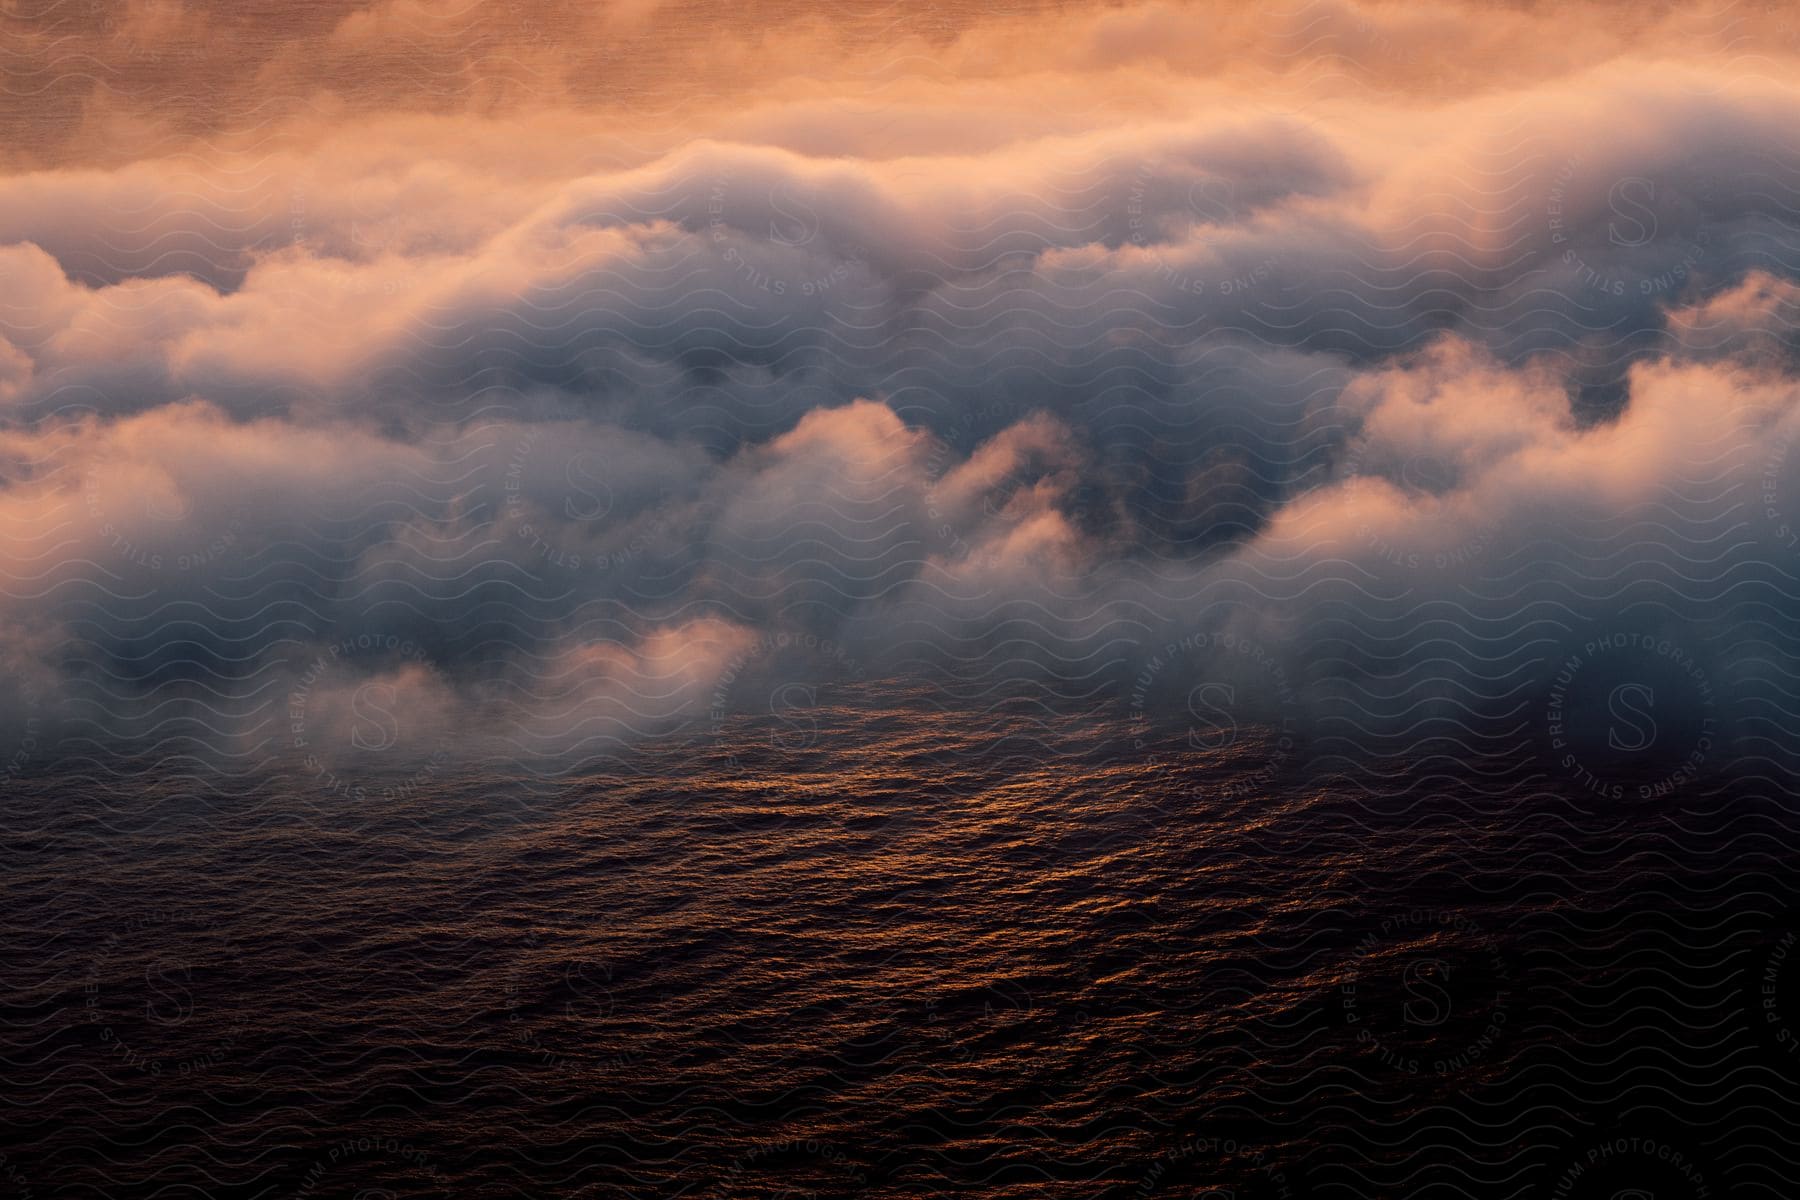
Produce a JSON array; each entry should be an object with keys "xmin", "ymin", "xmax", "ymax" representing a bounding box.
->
[{"xmin": 4, "ymin": 694, "xmax": 1789, "ymax": 1198}]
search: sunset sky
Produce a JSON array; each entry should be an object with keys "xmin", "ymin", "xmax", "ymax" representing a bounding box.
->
[{"xmin": 2, "ymin": 0, "xmax": 1798, "ymax": 765}]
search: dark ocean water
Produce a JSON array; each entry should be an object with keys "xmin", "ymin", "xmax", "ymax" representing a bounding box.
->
[{"xmin": 3, "ymin": 696, "xmax": 1797, "ymax": 1198}]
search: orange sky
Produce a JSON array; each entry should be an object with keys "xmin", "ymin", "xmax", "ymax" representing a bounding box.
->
[{"xmin": 2, "ymin": 0, "xmax": 1799, "ymax": 759}]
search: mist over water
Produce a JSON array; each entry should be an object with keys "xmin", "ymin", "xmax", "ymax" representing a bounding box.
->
[{"xmin": 5, "ymin": 0, "xmax": 1800, "ymax": 1195}]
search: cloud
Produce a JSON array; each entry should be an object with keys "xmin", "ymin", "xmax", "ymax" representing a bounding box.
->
[{"xmin": 1, "ymin": 0, "xmax": 1799, "ymax": 777}]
